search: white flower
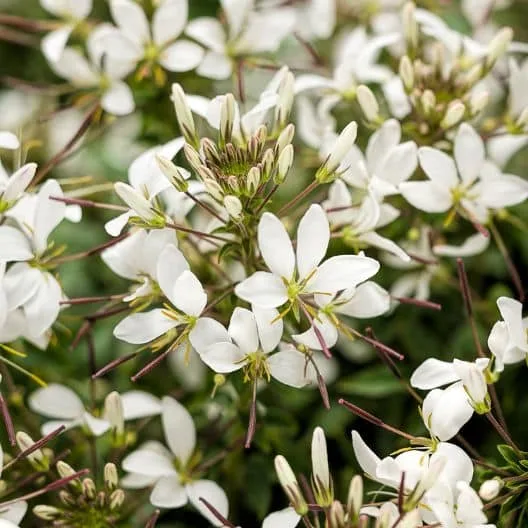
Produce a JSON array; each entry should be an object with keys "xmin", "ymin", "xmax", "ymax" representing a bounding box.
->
[
  {"xmin": 99, "ymin": 0, "xmax": 203, "ymax": 74},
  {"xmin": 400, "ymin": 124, "xmax": 528, "ymax": 223},
  {"xmin": 185, "ymin": 0, "xmax": 296, "ymax": 80},
  {"xmin": 102, "ymin": 228, "xmax": 177, "ymax": 301},
  {"xmin": 323, "ymin": 181, "xmax": 409, "ymax": 261},
  {"xmin": 331, "ymin": 119, "xmax": 418, "ymax": 198},
  {"xmin": 411, "ymin": 357, "xmax": 490, "ymax": 440},
  {"xmin": 235, "ymin": 204, "xmax": 380, "ymax": 309},
  {"xmin": 40, "ymin": 0, "xmax": 93, "ymax": 62},
  {"xmin": 121, "ymin": 397, "xmax": 228, "ymax": 526},
  {"xmin": 113, "ymin": 245, "xmax": 208, "ymax": 349},
  {"xmin": 28, "ymin": 384, "xmax": 161, "ymax": 436},
  {"xmin": 105, "ymin": 138, "xmax": 185, "ymax": 236},
  {"xmin": 292, "ymin": 0, "xmax": 336, "ymax": 41},
  {"xmin": 194, "ymin": 306, "xmax": 320, "ymax": 389},
  {"xmin": 488, "ymin": 296, "xmax": 528, "ymax": 373}
]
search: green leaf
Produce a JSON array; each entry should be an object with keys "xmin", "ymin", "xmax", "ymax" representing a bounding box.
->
[{"xmin": 336, "ymin": 365, "xmax": 404, "ymax": 398}]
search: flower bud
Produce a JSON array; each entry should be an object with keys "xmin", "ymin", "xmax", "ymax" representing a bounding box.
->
[
  {"xmin": 246, "ymin": 166, "xmax": 260, "ymax": 196},
  {"xmin": 275, "ymin": 69, "xmax": 295, "ymax": 129},
  {"xmin": 114, "ymin": 182, "xmax": 157, "ymax": 223},
  {"xmin": 440, "ymin": 101, "xmax": 465, "ymax": 129},
  {"xmin": 33, "ymin": 505, "xmax": 62, "ymax": 520},
  {"xmin": 16, "ymin": 431, "xmax": 48, "ymax": 471},
  {"xmin": 469, "ymin": 91, "xmax": 489, "ymax": 116},
  {"xmin": 110, "ymin": 489, "xmax": 126, "ymax": 510},
  {"xmin": 486, "ymin": 27, "xmax": 513, "ymax": 68},
  {"xmin": 317, "ymin": 121, "xmax": 358, "ymax": 183},
  {"xmin": 356, "ymin": 85, "xmax": 380, "ymax": 122},
  {"xmin": 464, "ymin": 63, "xmax": 484, "ymax": 88},
  {"xmin": 156, "ymin": 155, "xmax": 189, "ymax": 192},
  {"xmin": 224, "ymin": 195, "xmax": 243, "ymax": 220},
  {"xmin": 479, "ymin": 478, "xmax": 502, "ymax": 501},
  {"xmin": 516, "ymin": 106, "xmax": 528, "ymax": 128},
  {"xmin": 220, "ymin": 93, "xmax": 237, "ymax": 145},
  {"xmin": 184, "ymin": 144, "xmax": 203, "ymax": 174},
  {"xmin": 347, "ymin": 475, "xmax": 363, "ymax": 519},
  {"xmin": 421, "ymin": 90, "xmax": 436, "ymax": 116},
  {"xmin": 227, "ymin": 175, "xmax": 240, "ymax": 194},
  {"xmin": 105, "ymin": 463, "xmax": 119, "ymax": 491},
  {"xmin": 276, "ymin": 124, "xmax": 295, "ymax": 155},
  {"xmin": 104, "ymin": 391, "xmax": 125, "ymax": 440},
  {"xmin": 57, "ymin": 461, "xmax": 77, "ymax": 479},
  {"xmin": 82, "ymin": 478, "xmax": 96, "ymax": 500},
  {"xmin": 261, "ymin": 148, "xmax": 275, "ymax": 181},
  {"xmin": 275, "ymin": 144, "xmax": 294, "ymax": 184},
  {"xmin": 328, "ymin": 501, "xmax": 345, "ymax": 528},
  {"xmin": 274, "ymin": 455, "xmax": 308, "ymax": 515},
  {"xmin": 311, "ymin": 427, "xmax": 333, "ymax": 506},
  {"xmin": 399, "ymin": 56, "xmax": 414, "ymax": 92},
  {"xmin": 201, "ymin": 138, "xmax": 221, "ymax": 164},
  {"xmin": 402, "ymin": 2, "xmax": 418, "ymax": 51},
  {"xmin": 204, "ymin": 179, "xmax": 224, "ymax": 202},
  {"xmin": 171, "ymin": 83, "xmax": 197, "ymax": 147},
  {"xmin": 453, "ymin": 359, "xmax": 490, "ymax": 413}
]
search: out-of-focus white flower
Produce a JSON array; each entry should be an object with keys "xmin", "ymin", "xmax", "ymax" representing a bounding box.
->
[
  {"xmin": 99, "ymin": 0, "xmax": 203, "ymax": 75},
  {"xmin": 28, "ymin": 384, "xmax": 161, "ymax": 436},
  {"xmin": 400, "ymin": 124, "xmax": 528, "ymax": 223},
  {"xmin": 488, "ymin": 296, "xmax": 528, "ymax": 373},
  {"xmin": 121, "ymin": 397, "xmax": 228, "ymax": 526},
  {"xmin": 40, "ymin": 0, "xmax": 93, "ymax": 62},
  {"xmin": 235, "ymin": 205, "xmax": 380, "ymax": 309},
  {"xmin": 185, "ymin": 0, "xmax": 296, "ymax": 80}
]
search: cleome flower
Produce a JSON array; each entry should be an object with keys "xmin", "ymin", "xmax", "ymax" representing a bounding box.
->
[
  {"xmin": 235, "ymin": 204, "xmax": 380, "ymax": 311},
  {"xmin": 121, "ymin": 396, "xmax": 228, "ymax": 526}
]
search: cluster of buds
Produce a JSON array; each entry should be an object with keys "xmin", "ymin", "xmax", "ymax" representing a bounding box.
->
[
  {"xmin": 33, "ymin": 462, "xmax": 125, "ymax": 527},
  {"xmin": 163, "ymin": 81, "xmax": 295, "ymax": 223}
]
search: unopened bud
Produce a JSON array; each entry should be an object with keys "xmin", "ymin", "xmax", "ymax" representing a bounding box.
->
[
  {"xmin": 275, "ymin": 69, "xmax": 295, "ymax": 129},
  {"xmin": 469, "ymin": 91, "xmax": 489, "ymax": 116},
  {"xmin": 399, "ymin": 56, "xmax": 414, "ymax": 91},
  {"xmin": 220, "ymin": 93, "xmax": 237, "ymax": 145},
  {"xmin": 356, "ymin": 85, "xmax": 380, "ymax": 122},
  {"xmin": 57, "ymin": 461, "xmax": 76, "ymax": 479},
  {"xmin": 184, "ymin": 144, "xmax": 203, "ymax": 173},
  {"xmin": 402, "ymin": 2, "xmax": 419, "ymax": 51},
  {"xmin": 347, "ymin": 475, "xmax": 363, "ymax": 519},
  {"xmin": 226, "ymin": 175, "xmax": 240, "ymax": 194},
  {"xmin": 261, "ymin": 148, "xmax": 275, "ymax": 181},
  {"xmin": 114, "ymin": 182, "xmax": 157, "ymax": 223},
  {"xmin": 317, "ymin": 121, "xmax": 358, "ymax": 183},
  {"xmin": 104, "ymin": 391, "xmax": 125, "ymax": 439},
  {"xmin": 224, "ymin": 195, "xmax": 243, "ymax": 220},
  {"xmin": 203, "ymin": 179, "xmax": 224, "ymax": 202},
  {"xmin": 171, "ymin": 83, "xmax": 197, "ymax": 147},
  {"xmin": 156, "ymin": 155, "xmax": 189, "ymax": 192},
  {"xmin": 104, "ymin": 463, "xmax": 119, "ymax": 491},
  {"xmin": 464, "ymin": 63, "xmax": 484, "ymax": 88},
  {"xmin": 516, "ymin": 106, "xmax": 528, "ymax": 128},
  {"xmin": 275, "ymin": 144, "xmax": 294, "ymax": 184},
  {"xmin": 110, "ymin": 489, "xmax": 125, "ymax": 510},
  {"xmin": 82, "ymin": 478, "xmax": 96, "ymax": 500},
  {"xmin": 479, "ymin": 478, "xmax": 502, "ymax": 501},
  {"xmin": 329, "ymin": 500, "xmax": 345, "ymax": 528},
  {"xmin": 440, "ymin": 101, "xmax": 465, "ymax": 129},
  {"xmin": 59, "ymin": 490, "xmax": 76, "ymax": 507},
  {"xmin": 246, "ymin": 167, "xmax": 260, "ymax": 196},
  {"xmin": 486, "ymin": 27, "xmax": 513, "ymax": 68},
  {"xmin": 33, "ymin": 505, "xmax": 62, "ymax": 520},
  {"xmin": 311, "ymin": 427, "xmax": 332, "ymax": 506},
  {"xmin": 421, "ymin": 90, "xmax": 436, "ymax": 116},
  {"xmin": 16, "ymin": 431, "xmax": 48, "ymax": 471},
  {"xmin": 276, "ymin": 124, "xmax": 295, "ymax": 155},
  {"xmin": 274, "ymin": 455, "xmax": 308, "ymax": 515}
]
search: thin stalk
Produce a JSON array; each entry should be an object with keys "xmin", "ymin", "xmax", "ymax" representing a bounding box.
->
[
  {"xmin": 277, "ymin": 181, "xmax": 319, "ymax": 216},
  {"xmin": 49, "ymin": 195, "xmax": 127, "ymax": 212},
  {"xmin": 486, "ymin": 412, "xmax": 521, "ymax": 455}
]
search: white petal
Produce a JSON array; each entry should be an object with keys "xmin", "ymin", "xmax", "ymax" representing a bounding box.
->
[
  {"xmin": 153, "ymin": 0, "xmax": 187, "ymax": 45},
  {"xmin": 41, "ymin": 419, "xmax": 79, "ymax": 437},
  {"xmin": 156, "ymin": 245, "xmax": 189, "ymax": 305},
  {"xmin": 199, "ymin": 342, "xmax": 245, "ymax": 373},
  {"xmin": 101, "ymin": 81, "xmax": 135, "ymax": 116},
  {"xmin": 196, "ymin": 51, "xmax": 232, "ymax": 80},
  {"xmin": 435, "ymin": 442, "xmax": 473, "ymax": 487},
  {"xmin": 41, "ymin": 26, "xmax": 73, "ymax": 63},
  {"xmin": 162, "ymin": 396, "xmax": 196, "ymax": 464},
  {"xmin": 185, "ymin": 17, "xmax": 226, "ymax": 52},
  {"xmin": 292, "ymin": 314, "xmax": 338, "ymax": 350},
  {"xmin": 34, "ymin": 179, "xmax": 66, "ymax": 254},
  {"xmin": 150, "ymin": 475, "xmax": 188, "ymax": 508},
  {"xmin": 263, "ymin": 507, "xmax": 301, "ymax": 528},
  {"xmin": 110, "ymin": 0, "xmax": 150, "ymax": 46},
  {"xmin": 366, "ymin": 119, "xmax": 401, "ymax": 175},
  {"xmin": 113, "ymin": 310, "xmax": 179, "ymax": 344},
  {"xmin": 359, "ymin": 232, "xmax": 410, "ymax": 262},
  {"xmin": 24, "ymin": 272, "xmax": 62, "ymax": 335},
  {"xmin": 258, "ymin": 212, "xmax": 295, "ymax": 279},
  {"xmin": 253, "ymin": 306, "xmax": 283, "ymax": 353},
  {"xmin": 335, "ymin": 281, "xmax": 390, "ymax": 318},
  {"xmin": 220, "ymin": 0, "xmax": 250, "ymax": 39},
  {"xmin": 2, "ymin": 163, "xmax": 37, "ymax": 203},
  {"xmin": 0, "ymin": 226, "xmax": 32, "ymax": 261},
  {"xmin": 351, "ymin": 430, "xmax": 381, "ymax": 478},
  {"xmin": 0, "ymin": 132, "xmax": 19, "ymax": 150},
  {"xmin": 268, "ymin": 349, "xmax": 312, "ymax": 388},
  {"xmin": 159, "ymin": 40, "xmax": 204, "ymax": 72},
  {"xmin": 186, "ymin": 480, "xmax": 229, "ymax": 527},
  {"xmin": 28, "ymin": 384, "xmax": 84, "ymax": 420},
  {"xmin": 121, "ymin": 391, "xmax": 162, "ymax": 420},
  {"xmin": 296, "ymin": 204, "xmax": 329, "ymax": 280},
  {"xmin": 0, "ymin": 500, "xmax": 27, "ymax": 524},
  {"xmin": 454, "ymin": 124, "xmax": 485, "ymax": 185},
  {"xmin": 48, "ymin": 46, "xmax": 97, "ymax": 85},
  {"xmin": 376, "ymin": 141, "xmax": 417, "ymax": 186},
  {"xmin": 418, "ymin": 147, "xmax": 459, "ymax": 189},
  {"xmin": 105, "ymin": 212, "xmax": 131, "ymax": 237},
  {"xmin": 410, "ymin": 358, "xmax": 460, "ymax": 390},
  {"xmin": 189, "ymin": 317, "xmax": 230, "ymax": 353},
  {"xmin": 83, "ymin": 412, "xmax": 111, "ymax": 436},
  {"xmin": 477, "ymin": 174, "xmax": 528, "ymax": 208},
  {"xmin": 122, "ymin": 449, "xmax": 176, "ymax": 477},
  {"xmin": 399, "ymin": 181, "xmax": 453, "ymax": 213},
  {"xmin": 235, "ymin": 272, "xmax": 288, "ymax": 308},
  {"xmin": 170, "ymin": 271, "xmax": 207, "ymax": 316},
  {"xmin": 308, "ymin": 255, "xmax": 380, "ymax": 294},
  {"xmin": 433, "ymin": 232, "xmax": 489, "ymax": 257},
  {"xmin": 228, "ymin": 307, "xmax": 259, "ymax": 354}
]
